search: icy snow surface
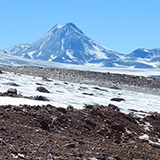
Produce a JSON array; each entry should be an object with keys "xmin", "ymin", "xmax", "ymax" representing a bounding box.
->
[{"xmin": 0, "ymin": 72, "xmax": 160, "ymax": 115}]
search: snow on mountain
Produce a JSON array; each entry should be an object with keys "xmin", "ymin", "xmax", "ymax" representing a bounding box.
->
[
  {"xmin": 126, "ymin": 48, "xmax": 160, "ymax": 68},
  {"xmin": 1, "ymin": 50, "xmax": 160, "ymax": 77},
  {"xmin": 1, "ymin": 22, "xmax": 160, "ymax": 68},
  {"xmin": 3, "ymin": 44, "xmax": 30, "ymax": 56}
]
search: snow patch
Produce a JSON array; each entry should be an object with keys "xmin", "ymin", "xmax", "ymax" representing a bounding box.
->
[
  {"xmin": 27, "ymin": 51, "xmax": 36, "ymax": 59},
  {"xmin": 61, "ymin": 38, "xmax": 64, "ymax": 51},
  {"xmin": 85, "ymin": 62, "xmax": 104, "ymax": 67},
  {"xmin": 50, "ymin": 55, "xmax": 57, "ymax": 60},
  {"xmin": 37, "ymin": 51, "xmax": 42, "ymax": 57},
  {"xmin": 143, "ymin": 49, "xmax": 150, "ymax": 53},
  {"xmin": 66, "ymin": 50, "xmax": 77, "ymax": 62},
  {"xmin": 139, "ymin": 134, "xmax": 149, "ymax": 141}
]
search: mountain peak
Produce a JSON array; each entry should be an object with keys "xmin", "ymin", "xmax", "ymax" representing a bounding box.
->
[
  {"xmin": 3, "ymin": 22, "xmax": 122, "ymax": 67},
  {"xmin": 64, "ymin": 22, "xmax": 84, "ymax": 34},
  {"xmin": 48, "ymin": 22, "xmax": 83, "ymax": 34},
  {"xmin": 65, "ymin": 22, "xmax": 79, "ymax": 29},
  {"xmin": 49, "ymin": 24, "xmax": 63, "ymax": 33}
]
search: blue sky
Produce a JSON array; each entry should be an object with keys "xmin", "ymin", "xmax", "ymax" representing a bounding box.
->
[{"xmin": 0, "ymin": 0, "xmax": 160, "ymax": 54}]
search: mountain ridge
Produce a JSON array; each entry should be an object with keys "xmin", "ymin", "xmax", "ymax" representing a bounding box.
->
[{"xmin": 1, "ymin": 22, "xmax": 160, "ymax": 68}]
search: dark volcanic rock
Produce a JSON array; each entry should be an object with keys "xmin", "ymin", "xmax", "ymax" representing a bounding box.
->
[
  {"xmin": 36, "ymin": 86, "xmax": 50, "ymax": 93},
  {"xmin": 40, "ymin": 120, "xmax": 50, "ymax": 131},
  {"xmin": 6, "ymin": 82, "xmax": 20, "ymax": 86},
  {"xmin": 36, "ymin": 83, "xmax": 43, "ymax": 85},
  {"xmin": 93, "ymin": 87, "xmax": 108, "ymax": 92},
  {"xmin": 82, "ymin": 93, "xmax": 94, "ymax": 96},
  {"xmin": 85, "ymin": 118, "xmax": 96, "ymax": 127},
  {"xmin": 34, "ymin": 96, "xmax": 49, "ymax": 101},
  {"xmin": 108, "ymin": 104, "xmax": 120, "ymax": 111},
  {"xmin": 7, "ymin": 88, "xmax": 17, "ymax": 96},
  {"xmin": 111, "ymin": 98, "xmax": 125, "ymax": 102},
  {"xmin": 111, "ymin": 123, "xmax": 126, "ymax": 132},
  {"xmin": 56, "ymin": 107, "xmax": 67, "ymax": 114}
]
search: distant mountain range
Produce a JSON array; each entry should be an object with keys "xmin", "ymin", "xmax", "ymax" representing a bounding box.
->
[{"xmin": 1, "ymin": 23, "xmax": 160, "ymax": 68}]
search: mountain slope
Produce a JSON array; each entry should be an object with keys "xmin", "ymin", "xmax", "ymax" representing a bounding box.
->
[
  {"xmin": 127, "ymin": 48, "xmax": 160, "ymax": 59},
  {"xmin": 3, "ymin": 44, "xmax": 30, "ymax": 56}
]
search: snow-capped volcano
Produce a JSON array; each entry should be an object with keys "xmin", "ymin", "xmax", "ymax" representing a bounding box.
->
[
  {"xmin": 5, "ymin": 23, "xmax": 121, "ymax": 66},
  {"xmin": 2, "ymin": 22, "xmax": 160, "ymax": 68}
]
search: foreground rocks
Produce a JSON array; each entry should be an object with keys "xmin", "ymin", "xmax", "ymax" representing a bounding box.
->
[{"xmin": 0, "ymin": 104, "xmax": 160, "ymax": 159}]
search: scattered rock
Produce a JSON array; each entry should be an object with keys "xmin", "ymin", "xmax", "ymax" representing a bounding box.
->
[
  {"xmin": 40, "ymin": 120, "xmax": 50, "ymax": 131},
  {"xmin": 36, "ymin": 86, "xmax": 50, "ymax": 93},
  {"xmin": 79, "ymin": 86, "xmax": 88, "ymax": 90},
  {"xmin": 5, "ymin": 82, "xmax": 20, "ymax": 86},
  {"xmin": 82, "ymin": 93, "xmax": 94, "ymax": 96},
  {"xmin": 64, "ymin": 143, "xmax": 76, "ymax": 148},
  {"xmin": 56, "ymin": 107, "xmax": 67, "ymax": 114},
  {"xmin": 109, "ymin": 86, "xmax": 121, "ymax": 90},
  {"xmin": 36, "ymin": 82, "xmax": 43, "ymax": 85},
  {"xmin": 111, "ymin": 98, "xmax": 125, "ymax": 102},
  {"xmin": 42, "ymin": 77, "xmax": 52, "ymax": 82},
  {"xmin": 34, "ymin": 95, "xmax": 50, "ymax": 101},
  {"xmin": 67, "ymin": 105, "xmax": 74, "ymax": 111},
  {"xmin": 105, "ymin": 118, "xmax": 112, "ymax": 125},
  {"xmin": 108, "ymin": 104, "xmax": 120, "ymax": 111},
  {"xmin": 111, "ymin": 123, "xmax": 126, "ymax": 132},
  {"xmin": 85, "ymin": 118, "xmax": 96, "ymax": 127},
  {"xmin": 93, "ymin": 87, "xmax": 108, "ymax": 92},
  {"xmin": 54, "ymin": 83, "xmax": 60, "ymax": 85},
  {"xmin": 7, "ymin": 88, "xmax": 17, "ymax": 96},
  {"xmin": 84, "ymin": 104, "xmax": 95, "ymax": 109}
]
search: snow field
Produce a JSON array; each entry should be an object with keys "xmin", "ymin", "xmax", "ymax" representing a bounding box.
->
[{"xmin": 0, "ymin": 71, "xmax": 159, "ymax": 116}]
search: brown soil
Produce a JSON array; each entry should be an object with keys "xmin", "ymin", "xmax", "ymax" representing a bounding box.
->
[{"xmin": 0, "ymin": 104, "xmax": 160, "ymax": 160}]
